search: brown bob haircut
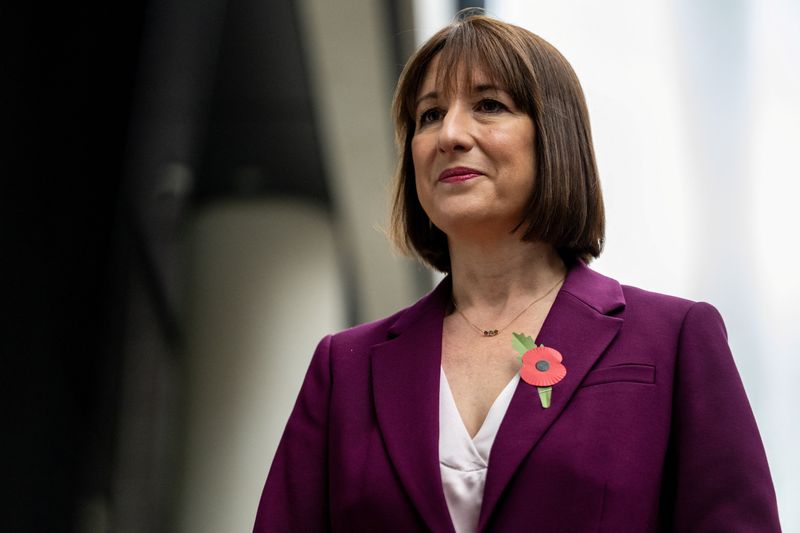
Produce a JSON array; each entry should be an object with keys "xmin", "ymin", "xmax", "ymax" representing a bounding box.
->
[{"xmin": 389, "ymin": 12, "xmax": 604, "ymax": 273}]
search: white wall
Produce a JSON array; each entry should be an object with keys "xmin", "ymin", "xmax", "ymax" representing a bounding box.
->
[{"xmin": 489, "ymin": 0, "xmax": 800, "ymax": 528}]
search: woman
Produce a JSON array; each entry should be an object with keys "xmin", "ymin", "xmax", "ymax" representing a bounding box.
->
[{"xmin": 254, "ymin": 13, "xmax": 780, "ymax": 532}]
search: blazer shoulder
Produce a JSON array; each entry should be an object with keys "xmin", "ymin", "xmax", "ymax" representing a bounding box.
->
[
  {"xmin": 329, "ymin": 309, "xmax": 402, "ymax": 348},
  {"xmin": 621, "ymin": 283, "xmax": 698, "ymax": 318},
  {"xmin": 325, "ymin": 283, "xmax": 443, "ymax": 355},
  {"xmin": 621, "ymin": 283, "xmax": 694, "ymax": 309},
  {"xmin": 618, "ymin": 284, "xmax": 728, "ymax": 341}
]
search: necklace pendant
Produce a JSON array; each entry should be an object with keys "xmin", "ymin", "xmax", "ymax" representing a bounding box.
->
[{"xmin": 483, "ymin": 329, "xmax": 499, "ymax": 337}]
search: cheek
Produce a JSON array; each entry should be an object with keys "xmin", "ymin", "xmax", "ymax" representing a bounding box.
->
[
  {"xmin": 414, "ymin": 171, "xmax": 432, "ymax": 212},
  {"xmin": 410, "ymin": 137, "xmax": 427, "ymax": 173},
  {"xmin": 519, "ymin": 127, "xmax": 537, "ymax": 173},
  {"xmin": 499, "ymin": 133, "xmax": 536, "ymax": 178},
  {"xmin": 410, "ymin": 137, "xmax": 434, "ymax": 198}
]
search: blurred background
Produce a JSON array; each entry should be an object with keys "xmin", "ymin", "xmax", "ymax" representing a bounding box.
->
[{"xmin": 5, "ymin": 0, "xmax": 798, "ymax": 531}]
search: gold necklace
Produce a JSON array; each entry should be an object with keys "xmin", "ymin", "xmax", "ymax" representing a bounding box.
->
[{"xmin": 453, "ymin": 276, "xmax": 565, "ymax": 337}]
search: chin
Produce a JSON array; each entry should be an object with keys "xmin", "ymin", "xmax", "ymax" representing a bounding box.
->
[{"xmin": 432, "ymin": 210, "xmax": 519, "ymax": 239}]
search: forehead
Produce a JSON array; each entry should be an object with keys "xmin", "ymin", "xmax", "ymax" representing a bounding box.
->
[{"xmin": 416, "ymin": 55, "xmax": 502, "ymax": 98}]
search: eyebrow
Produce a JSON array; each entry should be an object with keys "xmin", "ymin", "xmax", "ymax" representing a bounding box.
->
[{"xmin": 414, "ymin": 84, "xmax": 504, "ymax": 108}]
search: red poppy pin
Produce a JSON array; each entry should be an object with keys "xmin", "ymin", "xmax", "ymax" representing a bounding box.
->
[{"xmin": 513, "ymin": 332, "xmax": 566, "ymax": 409}]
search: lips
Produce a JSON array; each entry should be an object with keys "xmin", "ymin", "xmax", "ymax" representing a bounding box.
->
[{"xmin": 438, "ymin": 166, "xmax": 483, "ymax": 183}]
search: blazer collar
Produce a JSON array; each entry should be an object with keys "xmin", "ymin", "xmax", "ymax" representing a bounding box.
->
[
  {"xmin": 370, "ymin": 261, "xmax": 625, "ymax": 533},
  {"xmin": 478, "ymin": 260, "xmax": 625, "ymax": 531},
  {"xmin": 371, "ymin": 278, "xmax": 454, "ymax": 532}
]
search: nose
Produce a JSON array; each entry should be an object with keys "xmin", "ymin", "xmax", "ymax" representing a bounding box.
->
[{"xmin": 437, "ymin": 104, "xmax": 474, "ymax": 153}]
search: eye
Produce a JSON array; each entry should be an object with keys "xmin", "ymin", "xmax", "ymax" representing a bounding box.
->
[
  {"xmin": 418, "ymin": 107, "xmax": 444, "ymax": 126},
  {"xmin": 476, "ymin": 98, "xmax": 507, "ymax": 114}
]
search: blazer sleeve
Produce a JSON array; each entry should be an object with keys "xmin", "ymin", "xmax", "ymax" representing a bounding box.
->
[
  {"xmin": 253, "ymin": 335, "xmax": 332, "ymax": 532},
  {"xmin": 666, "ymin": 302, "xmax": 781, "ymax": 531}
]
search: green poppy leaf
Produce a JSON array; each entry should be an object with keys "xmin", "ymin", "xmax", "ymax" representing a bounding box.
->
[
  {"xmin": 512, "ymin": 332, "xmax": 536, "ymax": 354},
  {"xmin": 538, "ymin": 386, "xmax": 552, "ymax": 408}
]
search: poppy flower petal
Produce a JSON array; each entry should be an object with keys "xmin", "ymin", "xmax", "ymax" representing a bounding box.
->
[
  {"xmin": 520, "ymin": 362, "xmax": 566, "ymax": 386},
  {"xmin": 519, "ymin": 346, "xmax": 567, "ymax": 387},
  {"xmin": 522, "ymin": 346, "xmax": 562, "ymax": 365}
]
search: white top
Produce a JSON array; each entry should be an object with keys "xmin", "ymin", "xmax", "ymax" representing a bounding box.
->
[{"xmin": 439, "ymin": 368, "xmax": 520, "ymax": 533}]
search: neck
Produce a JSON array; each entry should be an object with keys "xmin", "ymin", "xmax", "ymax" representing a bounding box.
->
[{"xmin": 449, "ymin": 235, "xmax": 566, "ymax": 314}]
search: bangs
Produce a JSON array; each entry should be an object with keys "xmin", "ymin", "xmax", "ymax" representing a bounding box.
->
[{"xmin": 401, "ymin": 18, "xmax": 538, "ymax": 125}]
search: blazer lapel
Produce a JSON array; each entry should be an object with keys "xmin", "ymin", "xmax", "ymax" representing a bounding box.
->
[
  {"xmin": 371, "ymin": 280, "xmax": 456, "ymax": 533},
  {"xmin": 478, "ymin": 261, "xmax": 626, "ymax": 532}
]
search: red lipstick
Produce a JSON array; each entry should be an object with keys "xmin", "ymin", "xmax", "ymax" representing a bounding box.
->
[{"xmin": 438, "ymin": 167, "xmax": 483, "ymax": 183}]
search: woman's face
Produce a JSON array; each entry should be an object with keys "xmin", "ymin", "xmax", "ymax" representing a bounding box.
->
[{"xmin": 411, "ymin": 56, "xmax": 536, "ymax": 241}]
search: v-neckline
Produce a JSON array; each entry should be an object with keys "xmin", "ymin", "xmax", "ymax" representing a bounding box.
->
[{"xmin": 439, "ymin": 367, "xmax": 520, "ymax": 466}]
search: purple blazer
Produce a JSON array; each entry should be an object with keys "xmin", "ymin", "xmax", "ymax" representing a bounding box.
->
[{"xmin": 254, "ymin": 261, "xmax": 780, "ymax": 532}]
